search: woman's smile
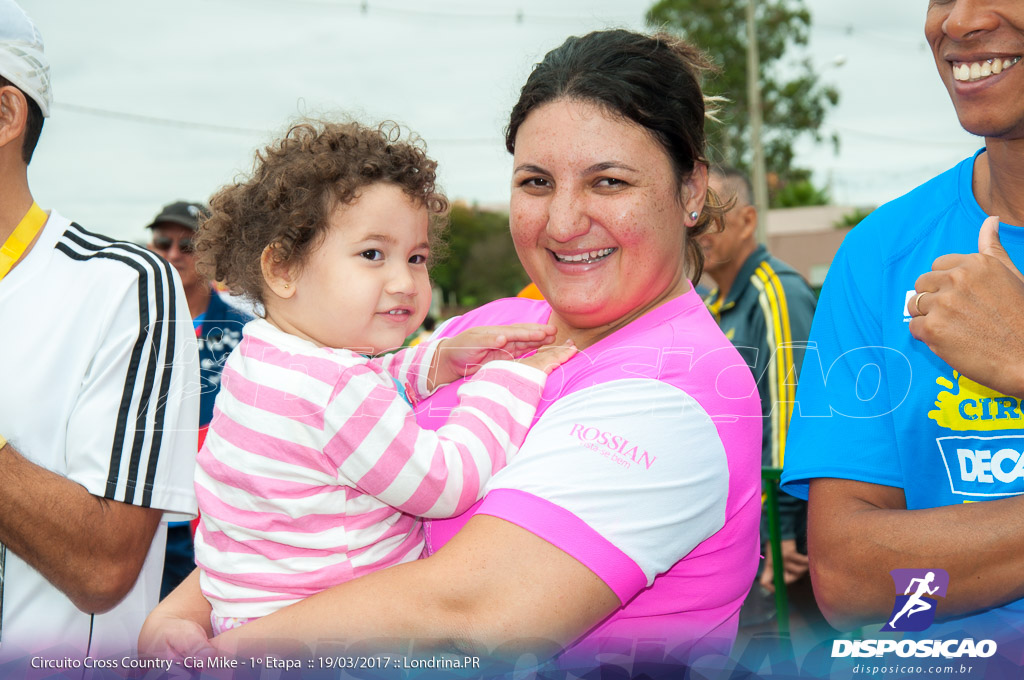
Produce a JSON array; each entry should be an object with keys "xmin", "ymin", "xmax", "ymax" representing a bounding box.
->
[{"xmin": 550, "ymin": 247, "xmax": 617, "ymax": 265}]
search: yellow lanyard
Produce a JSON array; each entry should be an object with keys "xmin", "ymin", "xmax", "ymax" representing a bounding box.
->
[{"xmin": 0, "ymin": 202, "xmax": 47, "ymax": 282}]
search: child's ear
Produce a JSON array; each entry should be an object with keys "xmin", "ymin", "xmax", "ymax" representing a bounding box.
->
[{"xmin": 261, "ymin": 243, "xmax": 297, "ymax": 299}]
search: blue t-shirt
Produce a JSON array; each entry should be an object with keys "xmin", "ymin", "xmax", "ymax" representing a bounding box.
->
[
  {"xmin": 197, "ymin": 291, "xmax": 253, "ymax": 426},
  {"xmin": 782, "ymin": 150, "xmax": 1024, "ymax": 637}
]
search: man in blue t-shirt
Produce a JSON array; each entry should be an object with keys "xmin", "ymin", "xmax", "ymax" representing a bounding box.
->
[
  {"xmin": 146, "ymin": 201, "xmax": 253, "ymax": 598},
  {"xmin": 781, "ymin": 1, "xmax": 1024, "ymax": 651}
]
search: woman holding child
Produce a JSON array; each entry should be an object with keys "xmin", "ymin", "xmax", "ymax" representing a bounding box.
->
[{"xmin": 143, "ymin": 28, "xmax": 762, "ymax": 671}]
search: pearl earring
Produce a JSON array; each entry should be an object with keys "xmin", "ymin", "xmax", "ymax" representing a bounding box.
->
[{"xmin": 689, "ymin": 211, "xmax": 699, "ymax": 222}]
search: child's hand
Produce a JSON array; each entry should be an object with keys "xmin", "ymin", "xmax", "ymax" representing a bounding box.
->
[
  {"xmin": 138, "ymin": 613, "xmax": 216, "ymax": 661},
  {"xmin": 430, "ymin": 323, "xmax": 559, "ymax": 388},
  {"xmin": 517, "ymin": 340, "xmax": 577, "ymax": 375}
]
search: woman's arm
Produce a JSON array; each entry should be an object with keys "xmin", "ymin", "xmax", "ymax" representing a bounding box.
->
[
  {"xmin": 214, "ymin": 514, "xmax": 619, "ymax": 660},
  {"xmin": 143, "ymin": 378, "xmax": 727, "ymax": 661},
  {"xmin": 140, "ymin": 516, "xmax": 617, "ymax": 662}
]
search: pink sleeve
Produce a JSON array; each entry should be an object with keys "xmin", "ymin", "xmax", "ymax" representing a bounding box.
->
[
  {"xmin": 476, "ymin": 489, "xmax": 647, "ymax": 604},
  {"xmin": 324, "ymin": 361, "xmax": 547, "ymax": 518},
  {"xmin": 369, "ymin": 341, "xmax": 439, "ymax": 404}
]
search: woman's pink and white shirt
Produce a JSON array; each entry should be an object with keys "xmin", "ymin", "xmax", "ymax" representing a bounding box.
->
[{"xmin": 422, "ymin": 290, "xmax": 762, "ymax": 668}]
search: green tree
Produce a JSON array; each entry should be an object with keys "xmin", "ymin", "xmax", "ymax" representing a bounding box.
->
[
  {"xmin": 773, "ymin": 177, "xmax": 829, "ymax": 208},
  {"xmin": 646, "ymin": 0, "xmax": 839, "ymax": 206},
  {"xmin": 834, "ymin": 206, "xmax": 875, "ymax": 228},
  {"xmin": 430, "ymin": 203, "xmax": 531, "ymax": 311}
]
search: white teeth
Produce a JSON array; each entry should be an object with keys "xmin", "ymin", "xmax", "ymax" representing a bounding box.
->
[
  {"xmin": 953, "ymin": 56, "xmax": 1021, "ymax": 82},
  {"xmin": 555, "ymin": 248, "xmax": 615, "ymax": 263},
  {"xmin": 387, "ymin": 310, "xmax": 408, "ymax": 315}
]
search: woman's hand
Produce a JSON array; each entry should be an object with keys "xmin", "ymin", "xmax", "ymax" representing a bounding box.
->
[{"xmin": 429, "ymin": 323, "xmax": 559, "ymax": 388}]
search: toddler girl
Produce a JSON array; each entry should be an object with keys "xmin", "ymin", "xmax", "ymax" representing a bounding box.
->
[{"xmin": 190, "ymin": 120, "xmax": 573, "ymax": 634}]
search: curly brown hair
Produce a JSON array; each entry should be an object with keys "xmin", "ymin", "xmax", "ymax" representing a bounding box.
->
[{"xmin": 195, "ymin": 119, "xmax": 449, "ymax": 306}]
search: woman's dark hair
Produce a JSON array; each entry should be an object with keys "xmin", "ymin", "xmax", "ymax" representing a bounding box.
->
[
  {"xmin": 505, "ymin": 29, "xmax": 726, "ymax": 281},
  {"xmin": 195, "ymin": 119, "xmax": 448, "ymax": 307}
]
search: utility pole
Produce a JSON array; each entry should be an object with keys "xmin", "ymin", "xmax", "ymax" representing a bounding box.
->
[{"xmin": 746, "ymin": 0, "xmax": 769, "ymax": 244}]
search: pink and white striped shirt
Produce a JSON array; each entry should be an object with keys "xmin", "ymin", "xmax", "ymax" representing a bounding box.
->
[{"xmin": 194, "ymin": 319, "xmax": 547, "ymax": 621}]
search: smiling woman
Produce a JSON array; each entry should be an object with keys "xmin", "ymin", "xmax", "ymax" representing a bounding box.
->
[
  {"xmin": 142, "ymin": 30, "xmax": 763, "ymax": 675},
  {"xmin": 509, "ymin": 99, "xmax": 703, "ymax": 346}
]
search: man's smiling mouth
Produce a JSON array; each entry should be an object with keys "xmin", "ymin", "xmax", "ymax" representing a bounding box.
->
[{"xmin": 952, "ymin": 56, "xmax": 1021, "ymax": 82}]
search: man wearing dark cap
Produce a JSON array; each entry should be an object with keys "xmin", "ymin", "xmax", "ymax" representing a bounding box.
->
[
  {"xmin": 146, "ymin": 201, "xmax": 252, "ymax": 598},
  {"xmin": 0, "ymin": 0, "xmax": 198, "ymax": 659},
  {"xmin": 146, "ymin": 201, "xmax": 212, "ymax": 325}
]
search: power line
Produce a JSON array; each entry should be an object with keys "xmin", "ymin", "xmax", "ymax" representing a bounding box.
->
[
  {"xmin": 53, "ymin": 101, "xmax": 499, "ymax": 146},
  {"xmin": 54, "ymin": 102, "xmax": 266, "ymax": 137},
  {"xmin": 814, "ymin": 22, "xmax": 924, "ymax": 47},
  {"xmin": 207, "ymin": 0, "xmax": 634, "ymax": 25},
  {"xmin": 833, "ymin": 124, "xmax": 980, "ymax": 147}
]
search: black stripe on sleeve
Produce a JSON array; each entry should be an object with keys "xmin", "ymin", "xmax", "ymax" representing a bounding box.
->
[
  {"xmin": 56, "ymin": 226, "xmax": 179, "ymax": 506},
  {"xmin": 142, "ymin": 253, "xmax": 177, "ymax": 506},
  {"xmin": 71, "ymin": 227, "xmax": 180, "ymax": 504}
]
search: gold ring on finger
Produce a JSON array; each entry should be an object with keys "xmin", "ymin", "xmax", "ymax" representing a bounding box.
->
[{"xmin": 914, "ymin": 291, "xmax": 929, "ymax": 316}]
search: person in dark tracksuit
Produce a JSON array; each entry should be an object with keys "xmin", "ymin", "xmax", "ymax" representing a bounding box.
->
[{"xmin": 700, "ymin": 166, "xmax": 817, "ymax": 626}]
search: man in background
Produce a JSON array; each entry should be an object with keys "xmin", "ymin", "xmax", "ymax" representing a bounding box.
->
[
  {"xmin": 145, "ymin": 200, "xmax": 251, "ymax": 598},
  {"xmin": 700, "ymin": 166, "xmax": 817, "ymax": 623},
  {"xmin": 0, "ymin": 0, "xmax": 198, "ymax": 658}
]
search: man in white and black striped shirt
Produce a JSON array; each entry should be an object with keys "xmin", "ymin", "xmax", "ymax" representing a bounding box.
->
[{"xmin": 0, "ymin": 1, "xmax": 199, "ymax": 660}]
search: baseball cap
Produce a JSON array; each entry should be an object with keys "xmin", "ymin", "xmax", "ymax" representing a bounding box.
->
[
  {"xmin": 145, "ymin": 201, "xmax": 211, "ymax": 232},
  {"xmin": 0, "ymin": 0, "xmax": 51, "ymax": 117}
]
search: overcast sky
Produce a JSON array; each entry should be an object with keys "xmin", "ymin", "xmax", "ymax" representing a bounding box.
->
[{"xmin": 18, "ymin": 0, "xmax": 981, "ymax": 243}]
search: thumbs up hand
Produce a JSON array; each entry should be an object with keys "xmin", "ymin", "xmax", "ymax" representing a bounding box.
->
[
  {"xmin": 909, "ymin": 216, "xmax": 1024, "ymax": 397},
  {"xmin": 978, "ymin": 215, "xmax": 1024, "ymax": 279}
]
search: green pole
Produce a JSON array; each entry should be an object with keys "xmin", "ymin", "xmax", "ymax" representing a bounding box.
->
[{"xmin": 762, "ymin": 466, "xmax": 790, "ymax": 635}]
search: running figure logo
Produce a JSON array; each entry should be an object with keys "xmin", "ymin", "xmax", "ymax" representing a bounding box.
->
[{"xmin": 881, "ymin": 568, "xmax": 949, "ymax": 632}]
